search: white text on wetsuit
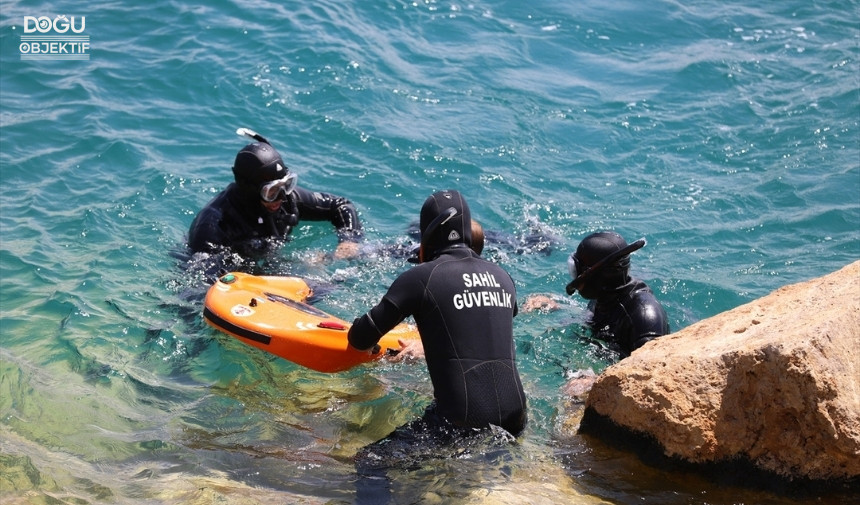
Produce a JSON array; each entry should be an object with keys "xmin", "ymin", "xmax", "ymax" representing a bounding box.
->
[{"xmin": 453, "ymin": 272, "xmax": 513, "ymax": 310}]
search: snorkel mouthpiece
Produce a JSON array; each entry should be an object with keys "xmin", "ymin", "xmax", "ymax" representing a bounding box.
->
[{"xmin": 565, "ymin": 278, "xmax": 579, "ymax": 296}]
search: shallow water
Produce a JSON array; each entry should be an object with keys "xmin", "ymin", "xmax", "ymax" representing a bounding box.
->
[{"xmin": 1, "ymin": 1, "xmax": 858, "ymax": 503}]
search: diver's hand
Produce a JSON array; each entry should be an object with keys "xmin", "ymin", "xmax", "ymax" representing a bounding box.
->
[
  {"xmin": 562, "ymin": 369, "xmax": 598, "ymax": 403},
  {"xmin": 334, "ymin": 240, "xmax": 360, "ymax": 260},
  {"xmin": 386, "ymin": 338, "xmax": 424, "ymax": 362},
  {"xmin": 522, "ymin": 294, "xmax": 560, "ymax": 313}
]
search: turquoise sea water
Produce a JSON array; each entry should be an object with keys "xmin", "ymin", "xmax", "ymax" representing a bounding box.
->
[{"xmin": 1, "ymin": 1, "xmax": 858, "ymax": 503}]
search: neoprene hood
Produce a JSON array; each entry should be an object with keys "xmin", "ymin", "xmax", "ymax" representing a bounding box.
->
[
  {"xmin": 567, "ymin": 231, "xmax": 644, "ymax": 298},
  {"xmin": 232, "ymin": 142, "xmax": 289, "ymax": 188},
  {"xmin": 419, "ymin": 190, "xmax": 472, "ymax": 262}
]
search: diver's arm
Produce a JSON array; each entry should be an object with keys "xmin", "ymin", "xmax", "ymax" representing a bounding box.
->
[
  {"xmin": 348, "ymin": 297, "xmax": 406, "ymax": 351},
  {"xmin": 292, "ymin": 187, "xmax": 363, "ymax": 241}
]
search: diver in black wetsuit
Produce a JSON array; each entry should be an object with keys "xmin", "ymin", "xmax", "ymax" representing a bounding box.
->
[
  {"xmin": 348, "ymin": 190, "xmax": 527, "ymax": 471},
  {"xmin": 187, "ymin": 129, "xmax": 363, "ymax": 259},
  {"xmin": 565, "ymin": 231, "xmax": 670, "ymax": 357}
]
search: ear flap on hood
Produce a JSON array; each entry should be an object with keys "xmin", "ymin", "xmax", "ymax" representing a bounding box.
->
[{"xmin": 418, "ymin": 190, "xmax": 472, "ymax": 262}]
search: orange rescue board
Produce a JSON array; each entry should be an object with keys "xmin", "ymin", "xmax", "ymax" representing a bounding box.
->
[{"xmin": 203, "ymin": 272, "xmax": 419, "ymax": 373}]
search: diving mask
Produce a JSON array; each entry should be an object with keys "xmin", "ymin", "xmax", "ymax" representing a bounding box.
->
[{"xmin": 260, "ymin": 172, "xmax": 297, "ymax": 202}]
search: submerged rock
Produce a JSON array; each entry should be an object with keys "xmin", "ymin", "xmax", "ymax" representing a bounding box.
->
[{"xmin": 581, "ymin": 261, "xmax": 860, "ymax": 482}]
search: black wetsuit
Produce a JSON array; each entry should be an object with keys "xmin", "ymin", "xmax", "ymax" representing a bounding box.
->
[
  {"xmin": 348, "ymin": 245, "xmax": 527, "ymax": 436},
  {"xmin": 586, "ymin": 277, "xmax": 669, "ymax": 357},
  {"xmin": 187, "ymin": 183, "xmax": 362, "ymax": 255}
]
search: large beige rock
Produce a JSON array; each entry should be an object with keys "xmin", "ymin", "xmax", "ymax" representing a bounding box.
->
[{"xmin": 583, "ymin": 260, "xmax": 860, "ymax": 481}]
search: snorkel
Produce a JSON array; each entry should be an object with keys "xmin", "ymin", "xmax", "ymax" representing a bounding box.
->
[{"xmin": 236, "ymin": 127, "xmax": 271, "ymax": 145}]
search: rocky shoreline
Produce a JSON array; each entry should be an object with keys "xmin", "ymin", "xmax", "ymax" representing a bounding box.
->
[{"xmin": 578, "ymin": 260, "xmax": 860, "ymax": 492}]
